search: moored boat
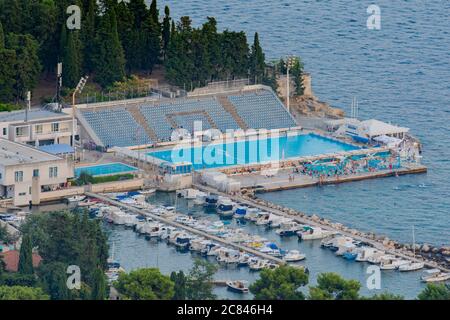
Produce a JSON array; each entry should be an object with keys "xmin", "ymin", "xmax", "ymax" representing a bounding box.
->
[
  {"xmin": 420, "ymin": 269, "xmax": 450, "ymax": 282},
  {"xmin": 226, "ymin": 281, "xmax": 249, "ymax": 294},
  {"xmin": 283, "ymin": 250, "xmax": 306, "ymax": 262}
]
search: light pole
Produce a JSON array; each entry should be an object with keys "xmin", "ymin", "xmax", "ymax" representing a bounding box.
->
[
  {"xmin": 72, "ymin": 76, "xmax": 89, "ymax": 147},
  {"xmin": 286, "ymin": 56, "xmax": 296, "ymax": 113}
]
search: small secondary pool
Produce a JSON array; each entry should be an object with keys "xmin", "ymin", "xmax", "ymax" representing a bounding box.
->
[
  {"xmin": 148, "ymin": 133, "xmax": 360, "ymax": 170},
  {"xmin": 75, "ymin": 163, "xmax": 138, "ymax": 177}
]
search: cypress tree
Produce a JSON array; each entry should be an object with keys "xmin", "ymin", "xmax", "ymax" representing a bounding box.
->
[
  {"xmin": 60, "ymin": 25, "xmax": 82, "ymax": 88},
  {"xmin": 149, "ymin": 0, "xmax": 159, "ymax": 23},
  {"xmin": 91, "ymin": 268, "xmax": 107, "ymax": 300},
  {"xmin": 18, "ymin": 235, "xmax": 34, "ymax": 275},
  {"xmin": 250, "ymin": 32, "xmax": 265, "ymax": 84},
  {"xmin": 161, "ymin": 6, "xmax": 171, "ymax": 61},
  {"xmin": 82, "ymin": 0, "xmax": 97, "ymax": 73},
  {"xmin": 93, "ymin": 6, "xmax": 126, "ymax": 87}
]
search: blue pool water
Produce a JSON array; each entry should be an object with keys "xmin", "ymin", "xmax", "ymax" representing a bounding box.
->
[
  {"xmin": 74, "ymin": 163, "xmax": 138, "ymax": 177},
  {"xmin": 149, "ymin": 133, "xmax": 359, "ymax": 170}
]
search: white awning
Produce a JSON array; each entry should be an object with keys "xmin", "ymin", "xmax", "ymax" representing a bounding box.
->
[
  {"xmin": 360, "ymin": 119, "xmax": 409, "ymax": 137},
  {"xmin": 373, "ymin": 135, "xmax": 402, "ymax": 146}
]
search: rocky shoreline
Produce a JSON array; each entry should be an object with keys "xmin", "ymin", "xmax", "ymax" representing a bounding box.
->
[{"xmin": 244, "ymin": 193, "xmax": 450, "ymax": 270}]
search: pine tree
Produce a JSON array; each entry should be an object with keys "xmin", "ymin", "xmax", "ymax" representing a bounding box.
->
[
  {"xmin": 92, "ymin": 6, "xmax": 126, "ymax": 87},
  {"xmin": 250, "ymin": 32, "xmax": 265, "ymax": 84},
  {"xmin": 18, "ymin": 235, "xmax": 34, "ymax": 275}
]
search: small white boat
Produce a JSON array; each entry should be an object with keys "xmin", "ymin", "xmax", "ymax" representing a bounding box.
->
[
  {"xmin": 248, "ymin": 259, "xmax": 267, "ymax": 271},
  {"xmin": 298, "ymin": 226, "xmax": 334, "ymax": 240},
  {"xmin": 380, "ymin": 258, "xmax": 410, "ymax": 270},
  {"xmin": 255, "ymin": 212, "xmax": 271, "ymax": 226},
  {"xmin": 140, "ymin": 189, "xmax": 156, "ymax": 195},
  {"xmin": 217, "ymin": 199, "xmax": 234, "ymax": 219},
  {"xmin": 177, "ymin": 188, "xmax": 200, "ymax": 200},
  {"xmin": 284, "ymin": 250, "xmax": 306, "ymax": 262},
  {"xmin": 244, "ymin": 208, "xmax": 260, "ymax": 222},
  {"xmin": 226, "ymin": 281, "xmax": 249, "ymax": 294},
  {"xmin": 66, "ymin": 195, "xmax": 86, "ymax": 202},
  {"xmin": 398, "ymin": 261, "xmax": 425, "ymax": 272},
  {"xmin": 421, "ymin": 269, "xmax": 450, "ymax": 283}
]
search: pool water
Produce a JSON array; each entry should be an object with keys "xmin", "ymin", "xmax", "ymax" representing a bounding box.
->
[
  {"xmin": 149, "ymin": 133, "xmax": 359, "ymax": 170},
  {"xmin": 75, "ymin": 163, "xmax": 138, "ymax": 177}
]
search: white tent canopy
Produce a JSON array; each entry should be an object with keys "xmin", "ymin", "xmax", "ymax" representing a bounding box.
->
[
  {"xmin": 359, "ymin": 119, "xmax": 409, "ymax": 138},
  {"xmin": 373, "ymin": 135, "xmax": 402, "ymax": 147}
]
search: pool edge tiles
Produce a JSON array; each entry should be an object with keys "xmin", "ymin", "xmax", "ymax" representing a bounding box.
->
[
  {"xmin": 74, "ymin": 162, "xmax": 139, "ymax": 178},
  {"xmin": 147, "ymin": 132, "xmax": 361, "ymax": 170}
]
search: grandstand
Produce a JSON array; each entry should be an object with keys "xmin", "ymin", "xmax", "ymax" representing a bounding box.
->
[{"xmin": 76, "ymin": 86, "xmax": 297, "ymax": 148}]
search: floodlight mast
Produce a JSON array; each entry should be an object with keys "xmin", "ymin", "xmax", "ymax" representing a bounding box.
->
[{"xmin": 72, "ymin": 76, "xmax": 89, "ymax": 147}]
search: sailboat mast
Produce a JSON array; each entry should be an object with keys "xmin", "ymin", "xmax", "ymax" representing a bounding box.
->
[{"xmin": 412, "ymin": 225, "xmax": 415, "ymax": 257}]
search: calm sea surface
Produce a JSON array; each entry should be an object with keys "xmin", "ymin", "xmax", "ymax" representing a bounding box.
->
[{"xmin": 107, "ymin": 1, "xmax": 449, "ymax": 299}]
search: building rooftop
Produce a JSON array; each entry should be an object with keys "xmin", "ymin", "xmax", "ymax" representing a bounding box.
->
[
  {"xmin": 0, "ymin": 138, "xmax": 62, "ymax": 166},
  {"xmin": 0, "ymin": 109, "xmax": 67, "ymax": 123}
]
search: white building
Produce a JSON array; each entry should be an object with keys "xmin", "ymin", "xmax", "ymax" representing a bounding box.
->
[
  {"xmin": 0, "ymin": 109, "xmax": 77, "ymax": 147},
  {"xmin": 0, "ymin": 139, "xmax": 75, "ymax": 206}
]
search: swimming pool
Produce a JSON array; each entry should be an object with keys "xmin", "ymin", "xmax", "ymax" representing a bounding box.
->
[
  {"xmin": 75, "ymin": 163, "xmax": 138, "ymax": 177},
  {"xmin": 148, "ymin": 133, "xmax": 360, "ymax": 170}
]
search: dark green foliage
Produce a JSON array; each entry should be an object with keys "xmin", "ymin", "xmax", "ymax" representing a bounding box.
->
[
  {"xmin": 249, "ymin": 265, "xmax": 308, "ymax": 300},
  {"xmin": 170, "ymin": 271, "xmax": 186, "ymax": 300},
  {"xmin": 0, "ymin": 273, "xmax": 37, "ymax": 287},
  {"xmin": 308, "ymin": 272, "xmax": 361, "ymax": 300},
  {"xmin": 5, "ymin": 33, "xmax": 41, "ymax": 101},
  {"xmin": 114, "ymin": 268, "xmax": 174, "ymax": 300},
  {"xmin": 418, "ymin": 283, "xmax": 450, "ymax": 300},
  {"xmin": 0, "ymin": 20, "xmax": 4, "ymax": 49},
  {"xmin": 60, "ymin": 26, "xmax": 83, "ymax": 88},
  {"xmin": 185, "ymin": 259, "xmax": 217, "ymax": 300},
  {"xmin": 0, "ymin": 285, "xmax": 49, "ymax": 300},
  {"xmin": 37, "ymin": 262, "xmax": 71, "ymax": 300},
  {"xmin": 18, "ymin": 235, "xmax": 33, "ymax": 275},
  {"xmin": 92, "ymin": 7, "xmax": 126, "ymax": 87},
  {"xmin": 91, "ymin": 268, "xmax": 107, "ymax": 300},
  {"xmin": 73, "ymin": 173, "xmax": 134, "ymax": 186},
  {"xmin": 366, "ymin": 292, "xmax": 404, "ymax": 300},
  {"xmin": 161, "ymin": 6, "xmax": 171, "ymax": 61},
  {"xmin": 20, "ymin": 211, "xmax": 109, "ymax": 292}
]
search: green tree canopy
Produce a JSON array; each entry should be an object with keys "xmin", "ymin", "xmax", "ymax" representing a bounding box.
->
[
  {"xmin": 308, "ymin": 272, "xmax": 361, "ymax": 300},
  {"xmin": 114, "ymin": 268, "xmax": 174, "ymax": 300},
  {"xmin": 170, "ymin": 270, "xmax": 187, "ymax": 300},
  {"xmin": 250, "ymin": 265, "xmax": 309, "ymax": 300},
  {"xmin": 38, "ymin": 262, "xmax": 71, "ymax": 300},
  {"xmin": 0, "ymin": 286, "xmax": 49, "ymax": 300},
  {"xmin": 418, "ymin": 283, "xmax": 450, "ymax": 300}
]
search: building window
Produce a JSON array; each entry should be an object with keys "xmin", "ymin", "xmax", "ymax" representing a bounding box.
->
[
  {"xmin": 49, "ymin": 167, "xmax": 58, "ymax": 178},
  {"xmin": 51, "ymin": 123, "xmax": 59, "ymax": 132},
  {"xmin": 14, "ymin": 171, "xmax": 24, "ymax": 182},
  {"xmin": 2, "ymin": 128, "xmax": 6, "ymax": 136},
  {"xmin": 35, "ymin": 124, "xmax": 43, "ymax": 134},
  {"xmin": 15, "ymin": 127, "xmax": 27, "ymax": 137},
  {"xmin": 33, "ymin": 169, "xmax": 40, "ymax": 177}
]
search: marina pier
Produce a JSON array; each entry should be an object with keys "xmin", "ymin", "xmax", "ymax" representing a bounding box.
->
[
  {"xmin": 192, "ymin": 184, "xmax": 449, "ymax": 273},
  {"xmin": 85, "ymin": 192, "xmax": 285, "ymax": 265}
]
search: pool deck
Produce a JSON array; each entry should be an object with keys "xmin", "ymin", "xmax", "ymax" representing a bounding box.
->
[{"xmin": 231, "ymin": 163, "xmax": 427, "ymax": 192}]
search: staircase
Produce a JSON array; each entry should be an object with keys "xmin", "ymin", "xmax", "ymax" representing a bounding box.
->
[
  {"xmin": 127, "ymin": 107, "xmax": 159, "ymax": 143},
  {"xmin": 166, "ymin": 110, "xmax": 219, "ymax": 131},
  {"xmin": 217, "ymin": 96, "xmax": 249, "ymax": 130}
]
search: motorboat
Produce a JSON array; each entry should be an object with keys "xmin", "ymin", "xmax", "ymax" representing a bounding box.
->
[
  {"xmin": 380, "ymin": 258, "xmax": 410, "ymax": 270},
  {"xmin": 342, "ymin": 250, "xmax": 358, "ymax": 261},
  {"xmin": 237, "ymin": 254, "xmax": 251, "ymax": 267},
  {"xmin": 398, "ymin": 261, "xmax": 425, "ymax": 272},
  {"xmin": 298, "ymin": 226, "xmax": 334, "ymax": 240},
  {"xmin": 193, "ymin": 192, "xmax": 208, "ymax": 205},
  {"xmin": 248, "ymin": 259, "xmax": 267, "ymax": 271},
  {"xmin": 189, "ymin": 238, "xmax": 209, "ymax": 253},
  {"xmin": 177, "ymin": 188, "xmax": 201, "ymax": 200},
  {"xmin": 283, "ymin": 250, "xmax": 306, "ymax": 262},
  {"xmin": 421, "ymin": 269, "xmax": 450, "ymax": 282},
  {"xmin": 226, "ymin": 281, "xmax": 249, "ymax": 294},
  {"xmin": 244, "ymin": 208, "xmax": 260, "ymax": 222},
  {"xmin": 66, "ymin": 195, "xmax": 86, "ymax": 203},
  {"xmin": 276, "ymin": 221, "xmax": 302, "ymax": 237},
  {"xmin": 368, "ymin": 254, "xmax": 396, "ymax": 265},
  {"xmin": 233, "ymin": 206, "xmax": 247, "ymax": 220},
  {"xmin": 255, "ymin": 212, "xmax": 271, "ymax": 226},
  {"xmin": 217, "ymin": 199, "xmax": 235, "ymax": 219},
  {"xmin": 355, "ymin": 247, "xmax": 382, "ymax": 262},
  {"xmin": 140, "ymin": 189, "xmax": 156, "ymax": 195}
]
